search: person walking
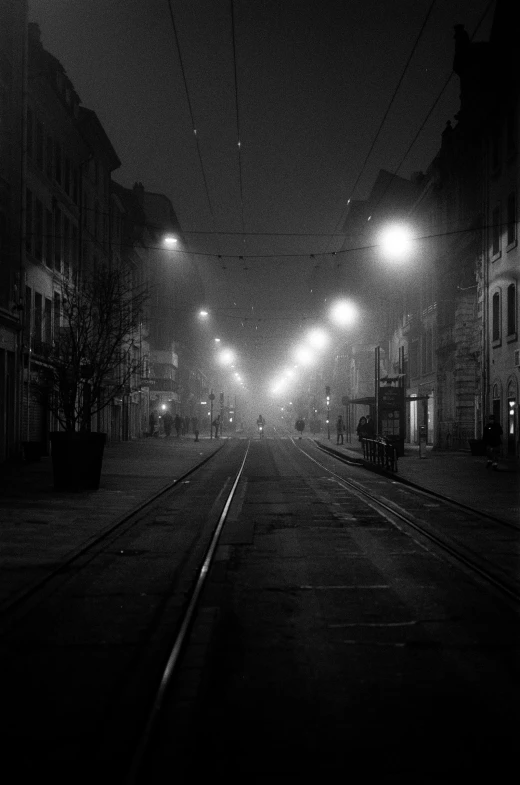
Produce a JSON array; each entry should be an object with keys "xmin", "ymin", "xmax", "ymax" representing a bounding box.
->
[
  {"xmin": 149, "ymin": 409, "xmax": 158, "ymax": 437},
  {"xmin": 174, "ymin": 413, "xmax": 182, "ymax": 438},
  {"xmin": 336, "ymin": 415, "xmax": 345, "ymax": 445},
  {"xmin": 162, "ymin": 410, "xmax": 173, "ymax": 437},
  {"xmin": 212, "ymin": 414, "xmax": 221, "ymax": 438},
  {"xmin": 482, "ymin": 414, "xmax": 503, "ymax": 470},
  {"xmin": 295, "ymin": 417, "xmax": 305, "ymax": 439}
]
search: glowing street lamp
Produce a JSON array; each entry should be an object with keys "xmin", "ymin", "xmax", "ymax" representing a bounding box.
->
[
  {"xmin": 329, "ymin": 300, "xmax": 358, "ymax": 327},
  {"xmin": 293, "ymin": 345, "xmax": 315, "ymax": 366},
  {"xmin": 379, "ymin": 224, "xmax": 413, "ymax": 259},
  {"xmin": 163, "ymin": 234, "xmax": 178, "ymax": 248},
  {"xmin": 218, "ymin": 348, "xmax": 235, "ymax": 366},
  {"xmin": 307, "ymin": 327, "xmax": 329, "ymax": 350}
]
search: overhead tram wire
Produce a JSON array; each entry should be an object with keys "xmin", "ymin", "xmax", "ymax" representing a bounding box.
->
[
  {"xmin": 334, "ymin": 0, "xmax": 497, "ymax": 264},
  {"xmin": 230, "ymin": 0, "xmax": 245, "ymax": 236},
  {"xmin": 327, "ymin": 0, "xmax": 438, "ymax": 254},
  {"xmin": 165, "ymin": 0, "xmax": 223, "ymax": 260}
]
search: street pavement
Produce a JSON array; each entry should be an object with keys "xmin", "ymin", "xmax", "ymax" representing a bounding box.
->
[
  {"xmin": 0, "ymin": 433, "xmax": 222, "ymax": 612},
  {"xmin": 0, "ymin": 432, "xmax": 518, "ymax": 613},
  {"xmin": 313, "ymin": 434, "xmax": 520, "ymax": 526}
]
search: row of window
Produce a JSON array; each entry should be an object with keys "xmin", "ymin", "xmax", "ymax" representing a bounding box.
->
[
  {"xmin": 25, "ymin": 187, "xmax": 78, "ymax": 276},
  {"xmin": 492, "ymin": 283, "xmax": 517, "ymax": 343},
  {"xmin": 491, "ymin": 192, "xmax": 517, "ymax": 257},
  {"xmin": 26, "ymin": 106, "xmax": 80, "ymax": 204},
  {"xmin": 24, "ymin": 286, "xmax": 60, "ymax": 346},
  {"xmin": 407, "ymin": 329, "xmax": 434, "ymax": 380}
]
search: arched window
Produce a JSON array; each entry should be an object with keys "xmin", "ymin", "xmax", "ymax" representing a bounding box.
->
[
  {"xmin": 492, "ymin": 291, "xmax": 501, "ymax": 341},
  {"xmin": 507, "ymin": 283, "xmax": 516, "ymax": 336}
]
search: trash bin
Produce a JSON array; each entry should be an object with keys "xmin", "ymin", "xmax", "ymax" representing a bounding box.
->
[
  {"xmin": 385, "ymin": 435, "xmax": 404, "ymax": 457},
  {"xmin": 22, "ymin": 442, "xmax": 42, "ymax": 462}
]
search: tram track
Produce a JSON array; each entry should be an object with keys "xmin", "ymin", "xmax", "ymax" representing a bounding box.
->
[
  {"xmin": 298, "ymin": 438, "xmax": 520, "ymax": 606},
  {"xmin": 0, "ymin": 440, "xmax": 228, "ymax": 620},
  {"xmin": 314, "ymin": 438, "xmax": 519, "ymax": 530},
  {"xmin": 3, "ymin": 433, "xmax": 517, "ymax": 782},
  {"xmin": 1, "ymin": 438, "xmax": 250, "ymax": 783}
]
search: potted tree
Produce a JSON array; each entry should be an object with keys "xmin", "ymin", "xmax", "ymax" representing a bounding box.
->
[{"xmin": 47, "ymin": 264, "xmax": 147, "ymax": 491}]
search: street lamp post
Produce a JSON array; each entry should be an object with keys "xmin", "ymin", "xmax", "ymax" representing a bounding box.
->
[
  {"xmin": 209, "ymin": 390, "xmax": 215, "ymax": 439},
  {"xmin": 326, "ymin": 385, "xmax": 331, "ymax": 440}
]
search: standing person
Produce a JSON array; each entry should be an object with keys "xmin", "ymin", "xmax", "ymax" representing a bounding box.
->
[
  {"xmin": 162, "ymin": 410, "xmax": 173, "ymax": 437},
  {"xmin": 295, "ymin": 417, "xmax": 305, "ymax": 439},
  {"xmin": 482, "ymin": 414, "xmax": 503, "ymax": 470},
  {"xmin": 365, "ymin": 415, "xmax": 376, "ymax": 439},
  {"xmin": 191, "ymin": 416, "xmax": 199, "ymax": 442},
  {"xmin": 174, "ymin": 413, "xmax": 182, "ymax": 438},
  {"xmin": 212, "ymin": 414, "xmax": 221, "ymax": 438},
  {"xmin": 356, "ymin": 416, "xmax": 367, "ymax": 444},
  {"xmin": 149, "ymin": 409, "xmax": 157, "ymax": 437},
  {"xmin": 336, "ymin": 415, "xmax": 345, "ymax": 445}
]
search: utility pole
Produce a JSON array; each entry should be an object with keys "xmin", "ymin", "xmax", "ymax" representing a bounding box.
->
[
  {"xmin": 209, "ymin": 390, "xmax": 215, "ymax": 438},
  {"xmin": 326, "ymin": 385, "xmax": 331, "ymax": 440}
]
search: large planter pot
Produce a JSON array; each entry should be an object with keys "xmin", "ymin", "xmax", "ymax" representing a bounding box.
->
[
  {"xmin": 22, "ymin": 441, "xmax": 43, "ymax": 462},
  {"xmin": 50, "ymin": 432, "xmax": 107, "ymax": 491},
  {"xmin": 468, "ymin": 438, "xmax": 486, "ymax": 456}
]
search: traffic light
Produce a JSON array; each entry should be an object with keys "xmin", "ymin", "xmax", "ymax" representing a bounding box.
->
[
  {"xmin": 325, "ymin": 385, "xmax": 330, "ymax": 406},
  {"xmin": 219, "ymin": 392, "xmax": 224, "ymax": 405}
]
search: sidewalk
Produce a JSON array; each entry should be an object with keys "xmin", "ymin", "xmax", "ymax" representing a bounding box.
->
[
  {"xmin": 0, "ymin": 435, "xmax": 222, "ymax": 612},
  {"xmin": 313, "ymin": 435, "xmax": 520, "ymax": 526}
]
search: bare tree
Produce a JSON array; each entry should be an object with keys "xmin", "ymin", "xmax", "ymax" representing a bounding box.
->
[{"xmin": 47, "ymin": 264, "xmax": 148, "ymax": 432}]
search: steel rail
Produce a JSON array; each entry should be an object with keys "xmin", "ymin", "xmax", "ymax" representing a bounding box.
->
[
  {"xmin": 0, "ymin": 441, "xmax": 227, "ymax": 618},
  {"xmin": 313, "ymin": 439, "xmax": 518, "ymax": 531},
  {"xmin": 126, "ymin": 440, "xmax": 250, "ymax": 784},
  {"xmin": 296, "ymin": 439, "xmax": 520, "ymax": 606}
]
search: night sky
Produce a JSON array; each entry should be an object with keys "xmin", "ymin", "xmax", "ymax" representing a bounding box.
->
[{"xmin": 29, "ymin": 0, "xmax": 495, "ymax": 395}]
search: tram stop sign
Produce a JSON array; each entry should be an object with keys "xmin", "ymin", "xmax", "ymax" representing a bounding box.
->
[{"xmin": 209, "ymin": 393, "xmax": 215, "ymax": 401}]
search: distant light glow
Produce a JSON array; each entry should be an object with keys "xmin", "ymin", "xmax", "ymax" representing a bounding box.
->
[
  {"xmin": 330, "ymin": 300, "xmax": 358, "ymax": 327},
  {"xmin": 307, "ymin": 327, "xmax": 329, "ymax": 350},
  {"xmin": 163, "ymin": 235, "xmax": 178, "ymax": 248},
  {"xmin": 199, "ymin": 309, "xmax": 209, "ymax": 317},
  {"xmin": 218, "ymin": 348, "xmax": 234, "ymax": 365},
  {"xmin": 293, "ymin": 345, "xmax": 315, "ymax": 366}
]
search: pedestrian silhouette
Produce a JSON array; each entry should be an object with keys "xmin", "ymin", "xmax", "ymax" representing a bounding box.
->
[{"xmin": 336, "ymin": 415, "xmax": 345, "ymax": 445}]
